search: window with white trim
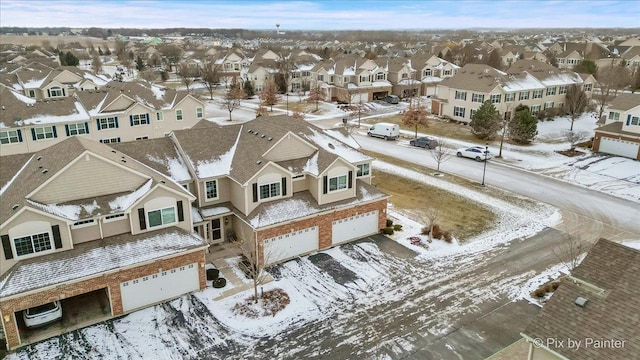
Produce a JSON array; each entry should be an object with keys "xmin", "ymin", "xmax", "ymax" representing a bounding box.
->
[
  {"xmin": 176, "ymin": 109, "xmax": 183, "ymax": 121},
  {"xmin": 131, "ymin": 113, "xmax": 149, "ymax": 126},
  {"xmin": 259, "ymin": 182, "xmax": 281, "ymax": 200},
  {"xmin": 454, "ymin": 91, "xmax": 467, "ymax": 100},
  {"xmin": 558, "ymin": 86, "xmax": 567, "ymax": 95},
  {"xmin": 49, "ymin": 86, "xmax": 64, "ymax": 97},
  {"xmin": 196, "ymin": 107, "xmax": 204, "ymax": 118},
  {"xmin": 471, "ymin": 93, "xmax": 485, "ymax": 103},
  {"xmin": 532, "ymin": 90, "xmax": 543, "ymax": 99},
  {"xmin": 13, "ymin": 232, "xmax": 52, "ymax": 257},
  {"xmin": 72, "ymin": 219, "xmax": 95, "ymax": 228},
  {"xmin": 0, "ymin": 130, "xmax": 22, "ymax": 144},
  {"xmin": 443, "ymin": 69, "xmax": 452, "ymax": 76},
  {"xmin": 544, "ymin": 101, "xmax": 554, "ymax": 109},
  {"xmin": 67, "ymin": 123, "xmax": 87, "ymax": 135},
  {"xmin": 505, "ymin": 93, "xmax": 515, "ymax": 102},
  {"xmin": 135, "ymin": 136, "xmax": 149, "ymax": 140},
  {"xmin": 357, "ymin": 163, "xmax": 370, "ymax": 177},
  {"xmin": 376, "ymin": 73, "xmax": 386, "ymax": 80},
  {"xmin": 423, "ymin": 69, "xmax": 432, "ymax": 77},
  {"xmin": 470, "ymin": 109, "xmax": 477, "ymax": 119},
  {"xmin": 490, "ymin": 94, "xmax": 501, "ymax": 104},
  {"xmin": 453, "ymin": 106, "xmax": 466, "ymax": 118},
  {"xmin": 608, "ymin": 112, "xmax": 620, "ymax": 121},
  {"xmin": 28, "ymin": 89, "xmax": 36, "ymax": 98},
  {"xmin": 546, "ymin": 87, "xmax": 556, "ymax": 96},
  {"xmin": 98, "ymin": 117, "xmax": 117, "ymax": 129},
  {"xmin": 302, "ymin": 71, "xmax": 311, "ymax": 77},
  {"xmin": 156, "ymin": 112, "xmax": 164, "ymax": 121},
  {"xmin": 329, "ymin": 175, "xmax": 348, "ymax": 192},
  {"xmin": 205, "ymin": 180, "xmax": 218, "ymax": 199},
  {"xmin": 519, "ymin": 91, "xmax": 529, "ymax": 100},
  {"xmin": 359, "ymin": 75, "xmax": 368, "ymax": 82},
  {"xmin": 33, "ymin": 126, "xmax": 55, "ymax": 140},
  {"xmin": 104, "ymin": 213, "xmax": 126, "ymax": 222},
  {"xmin": 318, "ymin": 74, "xmax": 324, "ymax": 81},
  {"xmin": 530, "ymin": 105, "xmax": 541, "ymax": 114},
  {"xmin": 291, "ymin": 72, "xmax": 300, "ymax": 78},
  {"xmin": 100, "ymin": 137, "xmax": 121, "ymax": 143},
  {"xmin": 630, "ymin": 116, "xmax": 640, "ymax": 126},
  {"xmin": 583, "ymin": 83, "xmax": 592, "ymax": 92},
  {"xmin": 557, "ymin": 102, "xmax": 564, "ymax": 109},
  {"xmin": 148, "ymin": 207, "xmax": 176, "ymax": 228}
]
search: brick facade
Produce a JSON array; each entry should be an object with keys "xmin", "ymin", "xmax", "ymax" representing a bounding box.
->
[
  {"xmin": 1, "ymin": 250, "xmax": 206, "ymax": 350},
  {"xmin": 255, "ymin": 199, "xmax": 387, "ymax": 265}
]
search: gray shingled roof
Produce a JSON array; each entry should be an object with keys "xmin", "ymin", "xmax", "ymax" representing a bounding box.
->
[
  {"xmin": 0, "ymin": 85, "xmax": 87, "ymax": 127},
  {"xmin": 111, "ymin": 137, "xmax": 193, "ymax": 182},
  {"xmin": 609, "ymin": 93, "xmax": 640, "ymax": 111},
  {"xmin": 522, "ymin": 239, "xmax": 640, "ymax": 360}
]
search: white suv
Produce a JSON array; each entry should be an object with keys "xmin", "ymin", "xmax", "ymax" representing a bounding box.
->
[
  {"xmin": 23, "ymin": 301, "xmax": 62, "ymax": 328},
  {"xmin": 456, "ymin": 146, "xmax": 492, "ymax": 161}
]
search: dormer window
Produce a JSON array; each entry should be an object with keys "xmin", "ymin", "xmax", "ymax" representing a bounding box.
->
[
  {"xmin": 14, "ymin": 232, "xmax": 52, "ymax": 257},
  {"xmin": 48, "ymin": 86, "xmax": 65, "ymax": 98},
  {"xmin": 259, "ymin": 182, "xmax": 281, "ymax": 200},
  {"xmin": 357, "ymin": 164, "xmax": 370, "ymax": 177}
]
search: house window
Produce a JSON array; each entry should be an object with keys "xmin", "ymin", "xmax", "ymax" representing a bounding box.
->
[
  {"xmin": 544, "ymin": 101, "xmax": 554, "ymax": 109},
  {"xmin": 519, "ymin": 91, "xmax": 529, "ymax": 100},
  {"xmin": 453, "ymin": 106, "xmax": 466, "ymax": 118},
  {"xmin": 131, "ymin": 113, "xmax": 149, "ymax": 126},
  {"xmin": 205, "ymin": 180, "xmax": 218, "ymax": 200},
  {"xmin": 176, "ymin": 109, "xmax": 183, "ymax": 121},
  {"xmin": 13, "ymin": 232, "xmax": 52, "ymax": 257},
  {"xmin": 530, "ymin": 105, "xmax": 541, "ymax": 114},
  {"xmin": 196, "ymin": 107, "xmax": 204, "ymax": 118},
  {"xmin": 49, "ymin": 86, "xmax": 64, "ymax": 97},
  {"xmin": 292, "ymin": 83, "xmax": 301, "ymax": 90},
  {"xmin": 583, "ymin": 83, "xmax": 592, "ymax": 92},
  {"xmin": 292, "ymin": 72, "xmax": 300, "ymax": 78},
  {"xmin": 558, "ymin": 86, "xmax": 567, "ymax": 95},
  {"xmin": 67, "ymin": 123, "xmax": 87, "ymax": 135},
  {"xmin": 28, "ymin": 89, "xmax": 36, "ymax": 98},
  {"xmin": 630, "ymin": 116, "xmax": 640, "ymax": 126},
  {"xmin": 376, "ymin": 73, "xmax": 386, "ymax": 80},
  {"xmin": 329, "ymin": 175, "xmax": 348, "ymax": 191},
  {"xmin": 471, "ymin": 93, "xmax": 485, "ymax": 103},
  {"xmin": 401, "ymin": 73, "xmax": 408, "ymax": 79},
  {"xmin": 98, "ymin": 117, "xmax": 118, "ymax": 129},
  {"xmin": 505, "ymin": 93, "xmax": 515, "ymax": 102},
  {"xmin": 104, "ymin": 213, "xmax": 126, "ymax": 222},
  {"xmin": 532, "ymin": 90, "xmax": 543, "ymax": 99},
  {"xmin": 360, "ymin": 76, "xmax": 368, "ymax": 82},
  {"xmin": 490, "ymin": 94, "xmax": 501, "ymax": 104},
  {"xmin": 135, "ymin": 136, "xmax": 148, "ymax": 140},
  {"xmin": 357, "ymin": 163, "xmax": 370, "ymax": 177},
  {"xmin": 148, "ymin": 207, "xmax": 176, "ymax": 228},
  {"xmin": 259, "ymin": 182, "xmax": 281, "ymax": 200},
  {"xmin": 608, "ymin": 112, "xmax": 620, "ymax": 121},
  {"xmin": 302, "ymin": 71, "xmax": 311, "ymax": 77},
  {"xmin": 72, "ymin": 219, "xmax": 95, "ymax": 227},
  {"xmin": 454, "ymin": 91, "xmax": 467, "ymax": 101},
  {"xmin": 157, "ymin": 112, "xmax": 164, "ymax": 121},
  {"xmin": 255, "ymin": 84, "xmax": 263, "ymax": 92},
  {"xmin": 423, "ymin": 69, "xmax": 432, "ymax": 77},
  {"xmin": 0, "ymin": 130, "xmax": 22, "ymax": 144},
  {"xmin": 318, "ymin": 74, "xmax": 324, "ymax": 81},
  {"xmin": 546, "ymin": 87, "xmax": 556, "ymax": 96},
  {"xmin": 100, "ymin": 137, "xmax": 121, "ymax": 144},
  {"xmin": 557, "ymin": 102, "xmax": 564, "ymax": 109},
  {"xmin": 470, "ymin": 109, "xmax": 477, "ymax": 119},
  {"xmin": 33, "ymin": 126, "xmax": 56, "ymax": 140},
  {"xmin": 443, "ymin": 70, "xmax": 452, "ymax": 76}
]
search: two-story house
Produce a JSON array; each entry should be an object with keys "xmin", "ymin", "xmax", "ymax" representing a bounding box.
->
[
  {"xmin": 0, "ymin": 80, "xmax": 206, "ymax": 155},
  {"xmin": 592, "ymin": 93, "xmax": 640, "ymax": 159},
  {"xmin": 0, "ymin": 137, "xmax": 208, "ymax": 350},
  {"xmin": 432, "ymin": 60, "xmax": 595, "ymax": 123},
  {"xmin": 410, "ymin": 54, "xmax": 460, "ymax": 97}
]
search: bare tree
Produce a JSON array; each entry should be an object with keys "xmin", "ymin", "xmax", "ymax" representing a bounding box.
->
[
  {"xmin": 157, "ymin": 44, "xmax": 183, "ymax": 72},
  {"xmin": 260, "ymin": 79, "xmax": 280, "ymax": 111},
  {"xmin": 276, "ymin": 53, "xmax": 296, "ymax": 93},
  {"xmin": 594, "ymin": 63, "xmax": 629, "ymax": 120},
  {"xmin": 222, "ymin": 80, "xmax": 246, "ymax": 121},
  {"xmin": 177, "ymin": 62, "xmax": 199, "ymax": 94},
  {"xmin": 201, "ymin": 61, "xmax": 221, "ymax": 100},
  {"xmin": 564, "ymin": 84, "xmax": 589, "ymax": 131},
  {"xmin": 552, "ymin": 234, "xmax": 591, "ymax": 272},
  {"xmin": 402, "ymin": 98, "xmax": 429, "ymax": 138},
  {"xmin": 422, "ymin": 207, "xmax": 442, "ymax": 243},
  {"xmin": 564, "ymin": 130, "xmax": 590, "ymax": 151},
  {"xmin": 307, "ymin": 83, "xmax": 323, "ymax": 111},
  {"xmin": 237, "ymin": 238, "xmax": 279, "ymax": 304},
  {"xmin": 139, "ymin": 69, "xmax": 157, "ymax": 84},
  {"xmin": 91, "ymin": 52, "xmax": 103, "ymax": 75},
  {"xmin": 256, "ymin": 103, "xmax": 268, "ymax": 117},
  {"xmin": 430, "ymin": 140, "xmax": 453, "ymax": 174},
  {"xmin": 291, "ymin": 103, "xmax": 305, "ymax": 120}
]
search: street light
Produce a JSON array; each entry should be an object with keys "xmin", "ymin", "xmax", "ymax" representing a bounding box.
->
[{"xmin": 481, "ymin": 143, "xmax": 489, "ymax": 186}]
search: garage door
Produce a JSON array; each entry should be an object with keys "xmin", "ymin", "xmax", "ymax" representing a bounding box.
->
[
  {"xmin": 332, "ymin": 210, "xmax": 379, "ymax": 245},
  {"xmin": 264, "ymin": 226, "xmax": 319, "ymax": 265},
  {"xmin": 599, "ymin": 137, "xmax": 639, "ymax": 159},
  {"xmin": 120, "ymin": 263, "xmax": 199, "ymax": 312}
]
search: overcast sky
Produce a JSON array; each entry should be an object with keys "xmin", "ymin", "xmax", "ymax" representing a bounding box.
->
[{"xmin": 1, "ymin": 0, "xmax": 638, "ymax": 30}]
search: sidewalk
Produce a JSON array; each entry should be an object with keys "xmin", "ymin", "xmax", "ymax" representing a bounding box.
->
[{"xmin": 209, "ymin": 258, "xmax": 275, "ymax": 301}]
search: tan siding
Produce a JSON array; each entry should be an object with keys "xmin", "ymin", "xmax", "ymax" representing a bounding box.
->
[
  {"xmin": 104, "ymin": 96, "xmax": 134, "ymax": 112},
  {"xmin": 232, "ymin": 216, "xmax": 255, "ymax": 244},
  {"xmin": 198, "ymin": 177, "xmax": 231, "ymax": 208},
  {"xmin": 307, "ymin": 176, "xmax": 319, "ymax": 200},
  {"xmin": 292, "ymin": 177, "xmax": 308, "ymax": 193},
  {"xmin": 318, "ymin": 161, "xmax": 356, "ymax": 205},
  {"xmin": 530, "ymin": 346, "xmax": 562, "ymax": 360},
  {"xmin": 54, "ymin": 71, "xmax": 82, "ymax": 84},
  {"xmin": 229, "ymin": 180, "xmax": 247, "ymax": 215},
  {"xmin": 130, "ymin": 186, "xmax": 193, "ymax": 235},
  {"xmin": 263, "ymin": 134, "xmax": 316, "ymax": 162},
  {"xmin": 102, "ymin": 217, "xmax": 131, "ymax": 238},
  {"xmin": 246, "ymin": 164, "xmax": 289, "ymax": 215},
  {"xmin": 71, "ymin": 223, "xmax": 101, "ymax": 244},
  {"xmin": 32, "ymin": 153, "xmax": 148, "ymax": 204}
]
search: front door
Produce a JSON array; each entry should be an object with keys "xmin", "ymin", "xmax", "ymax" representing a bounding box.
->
[{"xmin": 211, "ymin": 219, "xmax": 222, "ymax": 243}]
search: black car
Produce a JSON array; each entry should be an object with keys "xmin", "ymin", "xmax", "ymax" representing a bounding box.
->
[{"xmin": 409, "ymin": 136, "xmax": 439, "ymax": 149}]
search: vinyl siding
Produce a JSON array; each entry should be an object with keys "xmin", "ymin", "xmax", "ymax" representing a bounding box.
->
[
  {"xmin": 71, "ymin": 223, "xmax": 101, "ymax": 244},
  {"xmin": 263, "ymin": 134, "xmax": 316, "ymax": 162}
]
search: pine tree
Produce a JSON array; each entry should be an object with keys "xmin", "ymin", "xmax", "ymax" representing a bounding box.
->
[
  {"xmin": 243, "ymin": 81, "xmax": 255, "ymax": 98},
  {"xmin": 136, "ymin": 56, "xmax": 145, "ymax": 71},
  {"xmin": 98, "ymin": 47, "xmax": 103, "ymax": 56},
  {"xmin": 509, "ymin": 105, "xmax": 538, "ymax": 144},
  {"xmin": 469, "ymin": 100, "xmax": 501, "ymax": 140}
]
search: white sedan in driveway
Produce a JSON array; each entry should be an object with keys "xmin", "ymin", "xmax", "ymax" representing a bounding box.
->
[{"xmin": 456, "ymin": 146, "xmax": 492, "ymax": 161}]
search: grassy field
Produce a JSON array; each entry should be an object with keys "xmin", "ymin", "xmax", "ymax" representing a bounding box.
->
[{"xmin": 379, "ymin": 114, "xmax": 481, "ymax": 143}]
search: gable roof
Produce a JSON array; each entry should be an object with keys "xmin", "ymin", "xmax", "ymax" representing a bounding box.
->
[
  {"xmin": 522, "ymin": 239, "xmax": 640, "ymax": 360},
  {"xmin": 608, "ymin": 93, "xmax": 640, "ymax": 111}
]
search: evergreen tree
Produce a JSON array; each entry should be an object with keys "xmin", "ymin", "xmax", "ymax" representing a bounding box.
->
[
  {"xmin": 509, "ymin": 105, "xmax": 538, "ymax": 144},
  {"xmin": 135, "ymin": 56, "xmax": 145, "ymax": 71},
  {"xmin": 98, "ymin": 47, "xmax": 104, "ymax": 56},
  {"xmin": 574, "ymin": 60, "xmax": 598, "ymax": 75},
  {"xmin": 60, "ymin": 51, "xmax": 79, "ymax": 66},
  {"xmin": 469, "ymin": 100, "xmax": 501, "ymax": 140},
  {"xmin": 243, "ymin": 80, "xmax": 255, "ymax": 98},
  {"xmin": 105, "ymin": 48, "xmax": 111, "ymax": 55}
]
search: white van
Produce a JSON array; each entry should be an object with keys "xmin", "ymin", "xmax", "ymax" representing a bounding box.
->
[{"xmin": 367, "ymin": 123, "xmax": 400, "ymax": 140}]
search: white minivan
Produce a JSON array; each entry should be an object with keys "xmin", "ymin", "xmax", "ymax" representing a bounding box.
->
[{"xmin": 367, "ymin": 123, "xmax": 400, "ymax": 140}]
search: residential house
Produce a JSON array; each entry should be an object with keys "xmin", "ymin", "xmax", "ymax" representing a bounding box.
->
[
  {"xmin": 433, "ymin": 60, "xmax": 595, "ymax": 123},
  {"xmin": 521, "ymin": 239, "xmax": 640, "ymax": 359},
  {"xmin": 213, "ymin": 49, "xmax": 249, "ymax": 86},
  {"xmin": 383, "ymin": 57, "xmax": 420, "ymax": 98},
  {"xmin": 592, "ymin": 93, "xmax": 640, "ymax": 160},
  {"xmin": 0, "ymin": 136, "xmax": 208, "ymax": 350},
  {"xmin": 0, "ymin": 81, "xmax": 206, "ymax": 155},
  {"xmin": 410, "ymin": 54, "xmax": 460, "ymax": 97}
]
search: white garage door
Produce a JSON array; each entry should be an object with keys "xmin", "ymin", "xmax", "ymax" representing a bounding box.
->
[
  {"xmin": 332, "ymin": 210, "xmax": 379, "ymax": 245},
  {"xmin": 120, "ymin": 263, "xmax": 199, "ymax": 312},
  {"xmin": 264, "ymin": 226, "xmax": 319, "ymax": 265},
  {"xmin": 599, "ymin": 137, "xmax": 639, "ymax": 159}
]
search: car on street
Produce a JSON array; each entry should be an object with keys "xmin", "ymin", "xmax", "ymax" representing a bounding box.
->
[
  {"xmin": 456, "ymin": 146, "xmax": 492, "ymax": 161},
  {"xmin": 23, "ymin": 301, "xmax": 63, "ymax": 328},
  {"xmin": 383, "ymin": 95, "xmax": 400, "ymax": 104},
  {"xmin": 409, "ymin": 136, "xmax": 439, "ymax": 149}
]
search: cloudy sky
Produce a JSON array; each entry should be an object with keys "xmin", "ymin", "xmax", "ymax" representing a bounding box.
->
[{"xmin": 1, "ymin": 0, "xmax": 637, "ymax": 30}]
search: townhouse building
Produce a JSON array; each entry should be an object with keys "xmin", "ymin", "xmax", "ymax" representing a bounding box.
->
[
  {"xmin": 432, "ymin": 60, "xmax": 596, "ymax": 123},
  {"xmin": 0, "ymin": 81, "xmax": 205, "ymax": 155},
  {"xmin": 410, "ymin": 54, "xmax": 460, "ymax": 97},
  {"xmin": 592, "ymin": 93, "xmax": 640, "ymax": 160}
]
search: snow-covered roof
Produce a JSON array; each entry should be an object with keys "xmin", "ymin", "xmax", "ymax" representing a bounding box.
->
[
  {"xmin": 193, "ymin": 126, "xmax": 242, "ymax": 178},
  {"xmin": 0, "ymin": 228, "xmax": 207, "ymax": 297},
  {"xmin": 200, "ymin": 205, "xmax": 232, "ymax": 218},
  {"xmin": 302, "ymin": 128, "xmax": 372, "ymax": 164}
]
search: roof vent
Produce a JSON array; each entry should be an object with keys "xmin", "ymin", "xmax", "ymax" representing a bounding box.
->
[
  {"xmin": 575, "ymin": 296, "xmax": 588, "ymax": 308},
  {"xmin": 42, "ymin": 169, "xmax": 48, "ymax": 174},
  {"xmin": 328, "ymin": 143, "xmax": 335, "ymax": 149},
  {"xmin": 160, "ymin": 180, "xmax": 166, "ymax": 183},
  {"xmin": 111, "ymin": 150, "xmax": 116, "ymax": 153},
  {"xmin": 268, "ymin": 137, "xmax": 273, "ymax": 141},
  {"xmin": 256, "ymin": 160, "xmax": 262, "ymax": 164},
  {"xmin": 12, "ymin": 204, "xmax": 19, "ymax": 211},
  {"xmin": 121, "ymin": 159, "xmax": 126, "ymax": 163},
  {"xmin": 247, "ymin": 129, "xmax": 253, "ymax": 133},
  {"xmin": 36, "ymin": 156, "xmax": 42, "ymax": 161},
  {"xmin": 261, "ymin": 134, "xmax": 266, "ymax": 138}
]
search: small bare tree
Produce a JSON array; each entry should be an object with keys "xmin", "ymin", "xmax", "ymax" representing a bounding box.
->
[
  {"xmin": 402, "ymin": 98, "xmax": 429, "ymax": 138},
  {"xmin": 307, "ymin": 83, "xmax": 323, "ymax": 111},
  {"xmin": 564, "ymin": 130, "xmax": 590, "ymax": 151},
  {"xmin": 260, "ymin": 79, "xmax": 280, "ymax": 111},
  {"xmin": 421, "ymin": 207, "xmax": 442, "ymax": 243},
  {"xmin": 139, "ymin": 69, "xmax": 157, "ymax": 84},
  {"xmin": 222, "ymin": 80, "xmax": 246, "ymax": 121},
  {"xmin": 430, "ymin": 140, "xmax": 452, "ymax": 174},
  {"xmin": 291, "ymin": 103, "xmax": 305, "ymax": 120},
  {"xmin": 256, "ymin": 103, "xmax": 268, "ymax": 117},
  {"xmin": 91, "ymin": 52, "xmax": 103, "ymax": 75},
  {"xmin": 564, "ymin": 84, "xmax": 589, "ymax": 131},
  {"xmin": 201, "ymin": 61, "xmax": 221, "ymax": 100},
  {"xmin": 177, "ymin": 62, "xmax": 199, "ymax": 94},
  {"xmin": 237, "ymin": 238, "xmax": 280, "ymax": 304},
  {"xmin": 553, "ymin": 234, "xmax": 591, "ymax": 272},
  {"xmin": 594, "ymin": 63, "xmax": 629, "ymax": 120}
]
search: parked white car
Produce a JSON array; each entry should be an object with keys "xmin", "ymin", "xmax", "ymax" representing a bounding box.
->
[
  {"xmin": 367, "ymin": 122, "xmax": 400, "ymax": 140},
  {"xmin": 456, "ymin": 146, "xmax": 492, "ymax": 161},
  {"xmin": 23, "ymin": 301, "xmax": 62, "ymax": 328}
]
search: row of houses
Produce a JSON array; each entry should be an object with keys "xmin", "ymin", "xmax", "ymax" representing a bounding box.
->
[{"xmin": 0, "ymin": 115, "xmax": 388, "ymax": 349}]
